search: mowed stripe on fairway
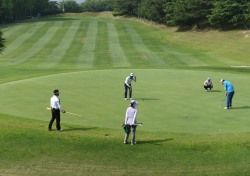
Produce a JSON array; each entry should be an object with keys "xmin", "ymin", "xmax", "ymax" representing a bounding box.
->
[
  {"xmin": 12, "ymin": 21, "xmax": 63, "ymax": 65},
  {"xmin": 160, "ymin": 45, "xmax": 207, "ymax": 66},
  {"xmin": 107, "ymin": 20, "xmax": 130, "ymax": 67},
  {"xmin": 2, "ymin": 24, "xmax": 26, "ymax": 39},
  {"xmin": 76, "ymin": 19, "xmax": 97, "ymax": 69},
  {"xmin": 123, "ymin": 23, "xmax": 167, "ymax": 67},
  {"xmin": 0, "ymin": 14, "xmax": 248, "ymax": 70},
  {"xmin": 2, "ymin": 22, "xmax": 46, "ymax": 60},
  {"xmin": 38, "ymin": 20, "xmax": 81, "ymax": 68}
]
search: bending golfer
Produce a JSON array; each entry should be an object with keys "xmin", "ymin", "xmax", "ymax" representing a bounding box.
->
[
  {"xmin": 203, "ymin": 78, "xmax": 213, "ymax": 91},
  {"xmin": 48, "ymin": 89, "xmax": 66, "ymax": 131},
  {"xmin": 124, "ymin": 100, "xmax": 138, "ymax": 145},
  {"xmin": 220, "ymin": 79, "xmax": 235, "ymax": 109},
  {"xmin": 124, "ymin": 73, "xmax": 136, "ymax": 100}
]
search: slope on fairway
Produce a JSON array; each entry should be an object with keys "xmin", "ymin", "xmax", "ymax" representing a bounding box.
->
[{"xmin": 0, "ymin": 69, "xmax": 249, "ymax": 134}]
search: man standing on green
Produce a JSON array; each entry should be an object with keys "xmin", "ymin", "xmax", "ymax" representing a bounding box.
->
[
  {"xmin": 220, "ymin": 79, "xmax": 235, "ymax": 110},
  {"xmin": 48, "ymin": 89, "xmax": 66, "ymax": 131}
]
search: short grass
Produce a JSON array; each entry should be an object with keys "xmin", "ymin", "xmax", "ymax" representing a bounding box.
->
[{"xmin": 0, "ymin": 12, "xmax": 250, "ymax": 175}]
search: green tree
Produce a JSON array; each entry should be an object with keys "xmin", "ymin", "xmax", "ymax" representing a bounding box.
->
[
  {"xmin": 114, "ymin": 0, "xmax": 141, "ymax": 15},
  {"xmin": 138, "ymin": 0, "xmax": 167, "ymax": 23},
  {"xmin": 0, "ymin": 0, "xmax": 14, "ymax": 22},
  {"xmin": 62, "ymin": 0, "xmax": 81, "ymax": 13},
  {"xmin": 44, "ymin": 1, "xmax": 61, "ymax": 15},
  {"xmin": 165, "ymin": 0, "xmax": 213, "ymax": 28},
  {"xmin": 81, "ymin": 0, "xmax": 115, "ymax": 12},
  {"xmin": 208, "ymin": 0, "xmax": 250, "ymax": 29},
  {"xmin": 33, "ymin": 0, "xmax": 50, "ymax": 16},
  {"xmin": 0, "ymin": 31, "xmax": 4, "ymax": 53}
]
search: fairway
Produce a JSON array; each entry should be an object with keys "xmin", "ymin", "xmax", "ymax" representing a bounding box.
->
[{"xmin": 0, "ymin": 13, "xmax": 250, "ymax": 175}]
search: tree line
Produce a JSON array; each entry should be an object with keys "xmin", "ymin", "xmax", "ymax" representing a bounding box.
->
[
  {"xmin": 0, "ymin": 0, "xmax": 115, "ymax": 52},
  {"xmin": 0, "ymin": 0, "xmax": 62, "ymax": 23},
  {"xmin": 0, "ymin": 0, "xmax": 248, "ymax": 28},
  {"xmin": 114, "ymin": 0, "xmax": 250, "ymax": 29},
  {"xmin": 0, "ymin": 0, "xmax": 115, "ymax": 23}
]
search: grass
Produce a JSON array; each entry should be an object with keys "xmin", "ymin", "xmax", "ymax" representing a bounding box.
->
[
  {"xmin": 1, "ymin": 114, "xmax": 250, "ymax": 176},
  {"xmin": 0, "ymin": 12, "xmax": 250, "ymax": 175}
]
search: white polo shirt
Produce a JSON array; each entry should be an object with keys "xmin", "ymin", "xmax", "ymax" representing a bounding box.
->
[
  {"xmin": 124, "ymin": 76, "xmax": 135, "ymax": 86},
  {"xmin": 125, "ymin": 107, "xmax": 137, "ymax": 125},
  {"xmin": 50, "ymin": 95, "xmax": 61, "ymax": 110}
]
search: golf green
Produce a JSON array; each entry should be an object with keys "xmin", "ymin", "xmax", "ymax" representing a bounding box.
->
[{"xmin": 0, "ymin": 69, "xmax": 248, "ymax": 134}]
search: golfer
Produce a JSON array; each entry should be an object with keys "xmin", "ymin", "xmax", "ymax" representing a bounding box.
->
[
  {"xmin": 124, "ymin": 73, "xmax": 136, "ymax": 100},
  {"xmin": 220, "ymin": 79, "xmax": 235, "ymax": 109},
  {"xmin": 203, "ymin": 78, "xmax": 213, "ymax": 91},
  {"xmin": 124, "ymin": 100, "xmax": 138, "ymax": 145},
  {"xmin": 48, "ymin": 89, "xmax": 66, "ymax": 131}
]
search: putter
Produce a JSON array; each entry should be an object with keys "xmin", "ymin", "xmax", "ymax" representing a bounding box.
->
[
  {"xmin": 46, "ymin": 107, "xmax": 82, "ymax": 116},
  {"xmin": 121, "ymin": 122, "xmax": 143, "ymax": 127}
]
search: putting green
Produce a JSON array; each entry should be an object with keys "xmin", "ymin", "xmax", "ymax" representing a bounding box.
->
[{"xmin": 0, "ymin": 69, "xmax": 249, "ymax": 134}]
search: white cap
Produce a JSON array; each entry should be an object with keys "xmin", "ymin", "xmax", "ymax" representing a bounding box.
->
[
  {"xmin": 220, "ymin": 79, "xmax": 224, "ymax": 83},
  {"xmin": 130, "ymin": 100, "xmax": 138, "ymax": 106},
  {"xmin": 207, "ymin": 78, "xmax": 211, "ymax": 80},
  {"xmin": 130, "ymin": 73, "xmax": 134, "ymax": 76}
]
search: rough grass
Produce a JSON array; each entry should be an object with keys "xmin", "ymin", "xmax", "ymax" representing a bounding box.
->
[{"xmin": 1, "ymin": 114, "xmax": 250, "ymax": 176}]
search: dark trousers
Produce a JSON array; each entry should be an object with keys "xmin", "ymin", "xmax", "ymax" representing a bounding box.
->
[
  {"xmin": 124, "ymin": 83, "xmax": 132, "ymax": 98},
  {"xmin": 204, "ymin": 85, "xmax": 213, "ymax": 90},
  {"xmin": 48, "ymin": 109, "xmax": 61, "ymax": 130},
  {"xmin": 226, "ymin": 91, "xmax": 234, "ymax": 108},
  {"xmin": 124, "ymin": 125, "xmax": 137, "ymax": 144}
]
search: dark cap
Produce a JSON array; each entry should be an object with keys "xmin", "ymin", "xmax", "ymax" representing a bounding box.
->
[{"xmin": 53, "ymin": 89, "xmax": 59, "ymax": 94}]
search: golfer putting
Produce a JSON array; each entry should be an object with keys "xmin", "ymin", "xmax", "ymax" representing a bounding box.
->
[
  {"xmin": 124, "ymin": 73, "xmax": 136, "ymax": 100},
  {"xmin": 220, "ymin": 79, "xmax": 235, "ymax": 109},
  {"xmin": 123, "ymin": 100, "xmax": 139, "ymax": 145}
]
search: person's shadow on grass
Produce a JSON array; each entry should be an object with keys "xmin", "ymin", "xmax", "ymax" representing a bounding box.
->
[
  {"xmin": 231, "ymin": 106, "xmax": 250, "ymax": 110},
  {"xmin": 63, "ymin": 127, "xmax": 97, "ymax": 131},
  {"xmin": 136, "ymin": 98, "xmax": 159, "ymax": 101},
  {"xmin": 137, "ymin": 138, "xmax": 174, "ymax": 145},
  {"xmin": 210, "ymin": 90, "xmax": 222, "ymax": 92}
]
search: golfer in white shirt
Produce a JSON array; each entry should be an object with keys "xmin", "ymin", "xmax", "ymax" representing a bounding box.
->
[
  {"xmin": 124, "ymin": 100, "xmax": 138, "ymax": 145},
  {"xmin": 203, "ymin": 78, "xmax": 213, "ymax": 91},
  {"xmin": 48, "ymin": 89, "xmax": 66, "ymax": 131},
  {"xmin": 124, "ymin": 73, "xmax": 136, "ymax": 100}
]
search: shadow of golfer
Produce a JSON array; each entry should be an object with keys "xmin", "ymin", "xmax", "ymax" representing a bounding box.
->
[
  {"xmin": 137, "ymin": 138, "xmax": 174, "ymax": 145},
  {"xmin": 231, "ymin": 106, "xmax": 250, "ymax": 110},
  {"xmin": 63, "ymin": 127, "xmax": 98, "ymax": 131},
  {"xmin": 210, "ymin": 90, "xmax": 222, "ymax": 92},
  {"xmin": 136, "ymin": 98, "xmax": 159, "ymax": 101}
]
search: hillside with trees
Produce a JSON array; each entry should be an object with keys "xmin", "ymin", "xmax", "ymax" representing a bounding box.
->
[
  {"xmin": 0, "ymin": 0, "xmax": 249, "ymax": 28},
  {"xmin": 114, "ymin": 0, "xmax": 250, "ymax": 29}
]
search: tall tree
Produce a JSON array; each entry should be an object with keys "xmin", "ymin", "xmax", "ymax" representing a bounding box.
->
[
  {"xmin": 81, "ymin": 0, "xmax": 115, "ymax": 12},
  {"xmin": 208, "ymin": 0, "xmax": 250, "ymax": 29},
  {"xmin": 0, "ymin": 31, "xmax": 4, "ymax": 53},
  {"xmin": 165, "ymin": 0, "xmax": 213, "ymax": 28},
  {"xmin": 114, "ymin": 0, "xmax": 141, "ymax": 15},
  {"xmin": 62, "ymin": 0, "xmax": 81, "ymax": 13},
  {"xmin": 44, "ymin": 1, "xmax": 61, "ymax": 15},
  {"xmin": 138, "ymin": 0, "xmax": 167, "ymax": 23}
]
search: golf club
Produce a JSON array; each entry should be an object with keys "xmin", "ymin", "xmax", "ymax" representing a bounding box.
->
[
  {"xmin": 121, "ymin": 122, "xmax": 143, "ymax": 127},
  {"xmin": 46, "ymin": 107, "xmax": 82, "ymax": 116}
]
